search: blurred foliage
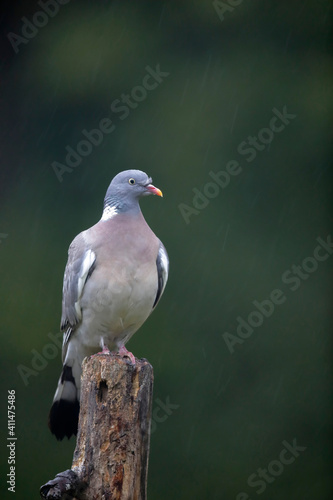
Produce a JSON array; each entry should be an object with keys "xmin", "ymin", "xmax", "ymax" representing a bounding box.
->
[{"xmin": 0, "ymin": 0, "xmax": 332, "ymax": 499}]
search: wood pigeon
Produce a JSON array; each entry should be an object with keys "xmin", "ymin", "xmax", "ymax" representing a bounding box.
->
[{"xmin": 49, "ymin": 170, "xmax": 169, "ymax": 440}]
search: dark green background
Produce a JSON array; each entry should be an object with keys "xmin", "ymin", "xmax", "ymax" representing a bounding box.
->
[{"xmin": 0, "ymin": 1, "xmax": 332, "ymax": 499}]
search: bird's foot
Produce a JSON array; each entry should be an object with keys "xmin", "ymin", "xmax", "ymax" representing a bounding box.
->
[
  {"xmin": 118, "ymin": 345, "xmax": 136, "ymax": 365},
  {"xmin": 101, "ymin": 345, "xmax": 111, "ymax": 354},
  {"xmin": 93, "ymin": 344, "xmax": 112, "ymax": 356}
]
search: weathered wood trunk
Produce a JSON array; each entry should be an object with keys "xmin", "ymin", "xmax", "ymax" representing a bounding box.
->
[{"xmin": 40, "ymin": 354, "xmax": 154, "ymax": 500}]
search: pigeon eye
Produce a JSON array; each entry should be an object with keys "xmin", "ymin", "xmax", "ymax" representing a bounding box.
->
[{"xmin": 129, "ymin": 178, "xmax": 135, "ymax": 185}]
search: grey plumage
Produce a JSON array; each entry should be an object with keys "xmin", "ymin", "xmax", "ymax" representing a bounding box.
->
[{"xmin": 49, "ymin": 170, "xmax": 168, "ymax": 439}]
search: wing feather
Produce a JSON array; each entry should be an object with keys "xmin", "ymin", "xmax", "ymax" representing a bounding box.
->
[
  {"xmin": 153, "ymin": 242, "xmax": 169, "ymax": 308},
  {"xmin": 60, "ymin": 233, "xmax": 96, "ymax": 331}
]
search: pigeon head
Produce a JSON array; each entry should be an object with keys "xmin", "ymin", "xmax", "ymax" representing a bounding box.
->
[{"xmin": 102, "ymin": 170, "xmax": 162, "ymax": 219}]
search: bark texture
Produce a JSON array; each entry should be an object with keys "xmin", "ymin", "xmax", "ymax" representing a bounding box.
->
[{"xmin": 40, "ymin": 353, "xmax": 153, "ymax": 500}]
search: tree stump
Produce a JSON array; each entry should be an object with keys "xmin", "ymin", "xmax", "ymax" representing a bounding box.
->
[{"xmin": 40, "ymin": 353, "xmax": 154, "ymax": 500}]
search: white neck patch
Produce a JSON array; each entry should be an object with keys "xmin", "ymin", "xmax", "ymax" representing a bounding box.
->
[{"xmin": 101, "ymin": 205, "xmax": 118, "ymax": 221}]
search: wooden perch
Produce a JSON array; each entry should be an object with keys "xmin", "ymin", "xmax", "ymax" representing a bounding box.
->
[{"xmin": 40, "ymin": 353, "xmax": 154, "ymax": 500}]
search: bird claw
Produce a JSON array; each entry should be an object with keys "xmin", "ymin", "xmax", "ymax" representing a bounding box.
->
[
  {"xmin": 101, "ymin": 345, "xmax": 111, "ymax": 354},
  {"xmin": 118, "ymin": 345, "xmax": 136, "ymax": 365},
  {"xmin": 92, "ymin": 345, "xmax": 135, "ymax": 364},
  {"xmin": 92, "ymin": 345, "xmax": 112, "ymax": 357}
]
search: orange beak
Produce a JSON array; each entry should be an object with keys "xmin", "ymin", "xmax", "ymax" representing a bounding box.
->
[{"xmin": 146, "ymin": 184, "xmax": 163, "ymax": 197}]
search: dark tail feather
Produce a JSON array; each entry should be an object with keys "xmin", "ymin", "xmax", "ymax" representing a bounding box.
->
[
  {"xmin": 48, "ymin": 365, "xmax": 80, "ymax": 440},
  {"xmin": 48, "ymin": 399, "xmax": 79, "ymax": 440}
]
